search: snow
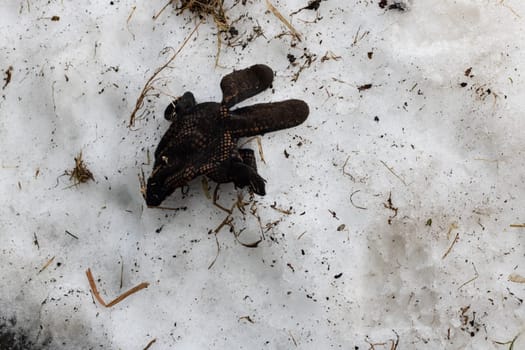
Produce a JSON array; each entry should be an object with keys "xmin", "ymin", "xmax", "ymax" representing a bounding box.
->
[{"xmin": 1, "ymin": 0, "xmax": 524, "ymax": 349}]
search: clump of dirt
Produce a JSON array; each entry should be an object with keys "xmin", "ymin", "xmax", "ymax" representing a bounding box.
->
[{"xmin": 65, "ymin": 151, "xmax": 94, "ymax": 186}]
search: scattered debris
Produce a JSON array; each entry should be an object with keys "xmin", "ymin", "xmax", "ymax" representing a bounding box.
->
[
  {"xmin": 65, "ymin": 151, "xmax": 94, "ymax": 186},
  {"xmin": 459, "ymin": 306, "xmax": 482, "ymax": 338},
  {"xmin": 291, "ymin": 49, "xmax": 317, "ymax": 82},
  {"xmin": 379, "ymin": 0, "xmax": 407, "ymax": 11},
  {"xmin": 179, "ymin": 0, "xmax": 228, "ymax": 30},
  {"xmin": 358, "ymin": 83, "xmax": 373, "ymax": 91},
  {"xmin": 425, "ymin": 218, "xmax": 432, "ymax": 226},
  {"xmin": 51, "ymin": 15, "xmax": 60, "ymax": 21},
  {"xmin": 85, "ymin": 268, "xmax": 149, "ymax": 308},
  {"xmin": 291, "ymin": 0, "xmax": 324, "ymax": 16},
  {"xmin": 337, "ymin": 224, "xmax": 346, "ymax": 231},
  {"xmin": 208, "ymin": 191, "xmax": 269, "ymax": 268},
  {"xmin": 239, "ymin": 315, "xmax": 255, "ymax": 323},
  {"xmin": 383, "ymin": 192, "xmax": 398, "ymax": 224},
  {"xmin": 320, "ymin": 50, "xmax": 341, "ymax": 63}
]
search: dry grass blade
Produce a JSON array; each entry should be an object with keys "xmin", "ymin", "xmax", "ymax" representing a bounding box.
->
[
  {"xmin": 179, "ymin": 0, "xmax": 229, "ymax": 31},
  {"xmin": 153, "ymin": 0, "xmax": 173, "ymax": 20},
  {"xmin": 143, "ymin": 338, "xmax": 157, "ymax": 350},
  {"xmin": 266, "ymin": 0, "xmax": 302, "ymax": 41},
  {"xmin": 86, "ymin": 268, "xmax": 150, "ymax": 307},
  {"xmin": 38, "ymin": 256, "xmax": 55, "ymax": 274},
  {"xmin": 208, "ymin": 232, "xmax": 221, "ymax": 269},
  {"xmin": 256, "ymin": 136, "xmax": 266, "ymax": 164},
  {"xmin": 86, "ymin": 268, "xmax": 107, "ymax": 306},
  {"xmin": 380, "ymin": 160, "xmax": 407, "ymax": 186},
  {"xmin": 129, "ymin": 21, "xmax": 202, "ymax": 127},
  {"xmin": 442, "ymin": 231, "xmax": 460, "ymax": 259}
]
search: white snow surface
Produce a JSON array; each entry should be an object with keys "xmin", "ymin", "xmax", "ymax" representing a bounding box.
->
[{"xmin": 1, "ymin": 0, "xmax": 525, "ymax": 349}]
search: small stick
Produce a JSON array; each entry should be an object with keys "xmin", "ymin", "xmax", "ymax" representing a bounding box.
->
[
  {"xmin": 85, "ymin": 268, "xmax": 149, "ymax": 307},
  {"xmin": 65, "ymin": 230, "xmax": 79, "ymax": 240},
  {"xmin": 510, "ymin": 224, "xmax": 525, "ymax": 228}
]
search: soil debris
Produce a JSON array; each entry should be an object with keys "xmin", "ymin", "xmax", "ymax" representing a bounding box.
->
[
  {"xmin": 3, "ymin": 66, "xmax": 13, "ymax": 89},
  {"xmin": 379, "ymin": 0, "xmax": 407, "ymax": 11},
  {"xmin": 65, "ymin": 151, "xmax": 94, "ymax": 186},
  {"xmin": 178, "ymin": 0, "xmax": 228, "ymax": 31},
  {"xmin": 290, "ymin": 0, "xmax": 324, "ymax": 16}
]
